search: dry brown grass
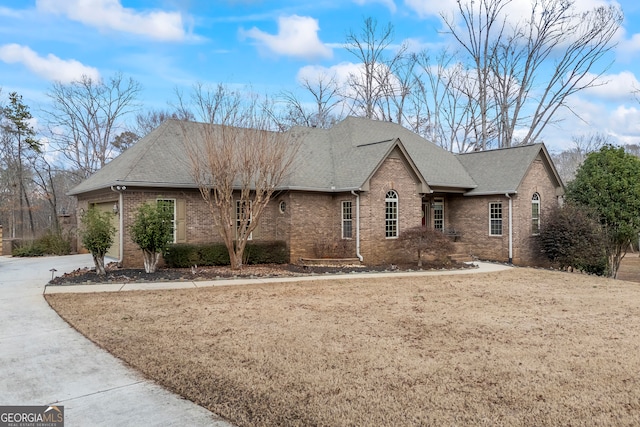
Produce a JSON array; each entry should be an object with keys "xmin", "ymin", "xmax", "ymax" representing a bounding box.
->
[{"xmin": 46, "ymin": 266, "xmax": 640, "ymax": 426}]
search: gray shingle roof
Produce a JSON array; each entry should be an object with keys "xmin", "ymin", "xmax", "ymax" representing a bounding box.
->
[
  {"xmin": 457, "ymin": 143, "xmax": 563, "ymax": 195},
  {"xmin": 68, "ymin": 117, "xmax": 560, "ymax": 197}
]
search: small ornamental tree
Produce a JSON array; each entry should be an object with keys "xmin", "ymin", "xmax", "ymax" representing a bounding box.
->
[
  {"xmin": 566, "ymin": 145, "xmax": 640, "ymax": 278},
  {"xmin": 399, "ymin": 226, "xmax": 454, "ymax": 267},
  {"xmin": 130, "ymin": 202, "xmax": 174, "ymax": 273},
  {"xmin": 538, "ymin": 204, "xmax": 607, "ymax": 275},
  {"xmin": 80, "ymin": 207, "xmax": 115, "ymax": 276}
]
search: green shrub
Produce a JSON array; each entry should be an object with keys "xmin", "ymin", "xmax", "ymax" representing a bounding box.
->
[
  {"xmin": 11, "ymin": 232, "xmax": 72, "ymax": 257},
  {"xmin": 38, "ymin": 231, "xmax": 72, "ymax": 255},
  {"xmin": 164, "ymin": 241, "xmax": 288, "ymax": 268},
  {"xmin": 197, "ymin": 244, "xmax": 230, "ymax": 266},
  {"xmin": 12, "ymin": 241, "xmax": 46, "ymax": 257},
  {"xmin": 539, "ymin": 204, "xmax": 607, "ymax": 275},
  {"xmin": 163, "ymin": 244, "xmax": 199, "ymax": 268},
  {"xmin": 80, "ymin": 207, "xmax": 116, "ymax": 275},
  {"xmin": 244, "ymin": 241, "xmax": 289, "ymax": 264}
]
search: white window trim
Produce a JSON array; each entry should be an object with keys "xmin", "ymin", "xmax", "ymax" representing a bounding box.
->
[
  {"xmin": 433, "ymin": 197, "xmax": 444, "ymax": 231},
  {"xmin": 489, "ymin": 202, "xmax": 503, "ymax": 236},
  {"xmin": 532, "ymin": 193, "xmax": 541, "ymax": 236},
  {"xmin": 342, "ymin": 200, "xmax": 353, "ymax": 240},
  {"xmin": 385, "ymin": 190, "xmax": 399, "ymax": 239},
  {"xmin": 236, "ymin": 200, "xmax": 252, "ymax": 240},
  {"xmin": 156, "ymin": 198, "xmax": 177, "ymax": 243}
]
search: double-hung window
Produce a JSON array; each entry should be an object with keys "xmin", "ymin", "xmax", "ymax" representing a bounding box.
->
[
  {"xmin": 489, "ymin": 202, "xmax": 503, "ymax": 236},
  {"xmin": 342, "ymin": 201, "xmax": 353, "ymax": 239},
  {"xmin": 385, "ymin": 190, "xmax": 399, "ymax": 238},
  {"xmin": 531, "ymin": 193, "xmax": 540, "ymax": 235},
  {"xmin": 236, "ymin": 200, "xmax": 252, "ymax": 240},
  {"xmin": 156, "ymin": 199, "xmax": 176, "ymax": 243},
  {"xmin": 433, "ymin": 198, "xmax": 444, "ymax": 231}
]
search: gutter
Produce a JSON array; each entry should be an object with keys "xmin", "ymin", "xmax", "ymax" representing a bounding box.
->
[
  {"xmin": 351, "ymin": 190, "xmax": 363, "ymax": 262},
  {"xmin": 110, "ymin": 185, "xmax": 126, "ymax": 265},
  {"xmin": 505, "ymin": 193, "xmax": 513, "ymax": 264}
]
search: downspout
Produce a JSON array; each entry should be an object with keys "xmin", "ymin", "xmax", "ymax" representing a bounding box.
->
[
  {"xmin": 505, "ymin": 193, "xmax": 513, "ymax": 264},
  {"xmin": 351, "ymin": 190, "xmax": 363, "ymax": 262},
  {"xmin": 110, "ymin": 185, "xmax": 126, "ymax": 265}
]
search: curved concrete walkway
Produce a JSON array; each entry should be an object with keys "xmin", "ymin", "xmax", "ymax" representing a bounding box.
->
[
  {"xmin": 0, "ymin": 254, "xmax": 232, "ymax": 427},
  {"xmin": 2, "ymin": 255, "xmax": 511, "ymax": 426}
]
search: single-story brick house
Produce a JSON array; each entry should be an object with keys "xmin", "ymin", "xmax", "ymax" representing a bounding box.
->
[{"xmin": 69, "ymin": 116, "xmax": 564, "ymax": 267}]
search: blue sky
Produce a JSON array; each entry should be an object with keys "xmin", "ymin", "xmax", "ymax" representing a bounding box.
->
[{"xmin": 2, "ymin": 0, "xmax": 640, "ymax": 152}]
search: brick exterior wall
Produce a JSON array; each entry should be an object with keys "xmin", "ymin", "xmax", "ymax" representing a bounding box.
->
[
  {"xmin": 359, "ymin": 155, "xmax": 422, "ymax": 264},
  {"xmin": 510, "ymin": 158, "xmax": 561, "ymax": 265},
  {"xmin": 447, "ymin": 155, "xmax": 561, "ymax": 266},
  {"xmin": 288, "ymin": 192, "xmax": 353, "ymax": 261},
  {"xmin": 448, "ymin": 194, "xmax": 510, "ymax": 261},
  {"xmin": 75, "ymin": 153, "xmax": 561, "ymax": 268}
]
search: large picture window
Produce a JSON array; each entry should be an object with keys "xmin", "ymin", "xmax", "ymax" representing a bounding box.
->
[
  {"xmin": 342, "ymin": 201, "xmax": 353, "ymax": 239},
  {"xmin": 385, "ymin": 190, "xmax": 398, "ymax": 238},
  {"xmin": 157, "ymin": 199, "xmax": 176, "ymax": 243},
  {"xmin": 490, "ymin": 202, "xmax": 503, "ymax": 236},
  {"xmin": 532, "ymin": 193, "xmax": 540, "ymax": 235}
]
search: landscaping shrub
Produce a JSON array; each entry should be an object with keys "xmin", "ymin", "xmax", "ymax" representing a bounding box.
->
[
  {"xmin": 12, "ymin": 241, "xmax": 46, "ymax": 257},
  {"xmin": 197, "ymin": 244, "xmax": 231, "ymax": 266},
  {"xmin": 398, "ymin": 226, "xmax": 454, "ymax": 266},
  {"xmin": 539, "ymin": 204, "xmax": 607, "ymax": 275},
  {"xmin": 164, "ymin": 241, "xmax": 288, "ymax": 268},
  {"xmin": 243, "ymin": 241, "xmax": 288, "ymax": 264},
  {"xmin": 163, "ymin": 244, "xmax": 201, "ymax": 268},
  {"xmin": 12, "ymin": 232, "xmax": 72, "ymax": 257},
  {"xmin": 38, "ymin": 231, "xmax": 73, "ymax": 255}
]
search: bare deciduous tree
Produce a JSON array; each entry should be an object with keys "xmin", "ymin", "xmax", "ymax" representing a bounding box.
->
[
  {"xmin": 181, "ymin": 84, "xmax": 299, "ymax": 270},
  {"xmin": 344, "ymin": 17, "xmax": 404, "ymax": 120},
  {"xmin": 44, "ymin": 73, "xmax": 141, "ymax": 179},
  {"xmin": 280, "ymin": 72, "xmax": 344, "ymax": 129},
  {"xmin": 441, "ymin": 0, "xmax": 623, "ymax": 149},
  {"xmin": 551, "ymin": 132, "xmax": 610, "ymax": 184}
]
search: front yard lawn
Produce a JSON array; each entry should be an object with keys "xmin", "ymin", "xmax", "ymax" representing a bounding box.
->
[{"xmin": 46, "ymin": 267, "xmax": 640, "ymax": 426}]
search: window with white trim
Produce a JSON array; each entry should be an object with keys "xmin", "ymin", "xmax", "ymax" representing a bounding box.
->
[
  {"xmin": 156, "ymin": 199, "xmax": 176, "ymax": 243},
  {"xmin": 490, "ymin": 202, "xmax": 503, "ymax": 236},
  {"xmin": 236, "ymin": 200, "xmax": 252, "ymax": 240},
  {"xmin": 531, "ymin": 193, "xmax": 540, "ymax": 235},
  {"xmin": 433, "ymin": 198, "xmax": 444, "ymax": 231},
  {"xmin": 342, "ymin": 201, "xmax": 353, "ymax": 239},
  {"xmin": 385, "ymin": 190, "xmax": 398, "ymax": 238}
]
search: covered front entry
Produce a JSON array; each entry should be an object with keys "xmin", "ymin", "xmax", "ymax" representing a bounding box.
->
[{"xmin": 422, "ymin": 197, "xmax": 444, "ymax": 231}]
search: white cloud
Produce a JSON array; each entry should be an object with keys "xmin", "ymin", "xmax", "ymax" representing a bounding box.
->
[
  {"xmin": 582, "ymin": 71, "xmax": 639, "ymax": 102},
  {"xmin": 298, "ymin": 63, "xmax": 359, "ymax": 86},
  {"xmin": 241, "ymin": 15, "xmax": 332, "ymax": 60},
  {"xmin": 36, "ymin": 0, "xmax": 189, "ymax": 41},
  {"xmin": 404, "ymin": 0, "xmax": 458, "ymax": 19},
  {"xmin": 0, "ymin": 44, "xmax": 100, "ymax": 83},
  {"xmin": 298, "ymin": 61, "xmax": 399, "ymax": 100},
  {"xmin": 353, "ymin": 0, "xmax": 397, "ymax": 13},
  {"xmin": 406, "ymin": 0, "xmax": 619, "ymax": 27}
]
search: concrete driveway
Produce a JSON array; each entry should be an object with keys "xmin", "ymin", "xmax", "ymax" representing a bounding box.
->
[{"xmin": 0, "ymin": 254, "xmax": 232, "ymax": 427}]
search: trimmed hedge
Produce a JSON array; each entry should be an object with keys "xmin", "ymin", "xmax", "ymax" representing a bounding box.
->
[{"xmin": 164, "ymin": 241, "xmax": 288, "ymax": 268}]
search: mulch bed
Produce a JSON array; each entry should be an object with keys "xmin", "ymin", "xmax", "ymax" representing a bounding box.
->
[{"xmin": 48, "ymin": 261, "xmax": 474, "ymax": 286}]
